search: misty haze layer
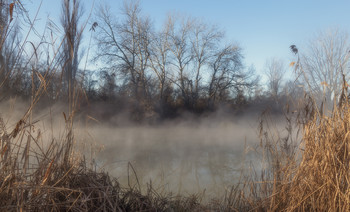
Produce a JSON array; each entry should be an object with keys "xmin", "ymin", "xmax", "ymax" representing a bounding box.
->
[
  {"xmin": 76, "ymin": 115, "xmax": 271, "ymax": 197},
  {"xmin": 1, "ymin": 99, "xmax": 288, "ymax": 198}
]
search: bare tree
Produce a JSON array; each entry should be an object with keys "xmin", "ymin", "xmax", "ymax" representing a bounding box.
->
[
  {"xmin": 166, "ymin": 15, "xmax": 226, "ymax": 108},
  {"xmin": 298, "ymin": 29, "xmax": 350, "ymax": 104},
  {"xmin": 165, "ymin": 14, "xmax": 254, "ymax": 109},
  {"xmin": 190, "ymin": 20, "xmax": 223, "ymax": 106},
  {"xmin": 95, "ymin": 0, "xmax": 153, "ymax": 104},
  {"xmin": 61, "ymin": 0, "xmax": 84, "ymax": 109},
  {"xmin": 149, "ymin": 24, "xmax": 170, "ymax": 103},
  {"xmin": 207, "ymin": 44, "xmax": 244, "ymax": 107},
  {"xmin": 264, "ymin": 58, "xmax": 286, "ymax": 97},
  {"xmin": 166, "ymin": 14, "xmax": 194, "ymax": 108}
]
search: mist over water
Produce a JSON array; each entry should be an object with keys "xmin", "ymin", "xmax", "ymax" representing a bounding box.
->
[
  {"xmin": 76, "ymin": 112, "xmax": 278, "ymax": 198},
  {"xmin": 1, "ymin": 99, "xmax": 288, "ymax": 199}
]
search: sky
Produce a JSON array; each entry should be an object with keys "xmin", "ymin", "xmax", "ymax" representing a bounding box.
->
[{"xmin": 25, "ymin": 0, "xmax": 350, "ymax": 81}]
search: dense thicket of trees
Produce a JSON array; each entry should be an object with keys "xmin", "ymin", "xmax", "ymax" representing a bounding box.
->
[
  {"xmin": 0, "ymin": 0, "xmax": 348, "ymax": 122},
  {"xmin": 92, "ymin": 1, "xmax": 260, "ymax": 118}
]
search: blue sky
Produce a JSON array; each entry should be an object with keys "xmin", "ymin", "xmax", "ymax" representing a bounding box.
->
[{"xmin": 26, "ymin": 0, "xmax": 350, "ymax": 80}]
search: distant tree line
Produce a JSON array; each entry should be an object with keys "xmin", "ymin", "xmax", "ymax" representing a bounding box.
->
[{"xmin": 0, "ymin": 0, "xmax": 349, "ymax": 121}]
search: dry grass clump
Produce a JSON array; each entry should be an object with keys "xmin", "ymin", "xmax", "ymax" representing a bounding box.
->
[
  {"xmin": 221, "ymin": 84, "xmax": 350, "ymax": 211},
  {"xmin": 237, "ymin": 86, "xmax": 350, "ymax": 211},
  {"xmin": 278, "ymin": 97, "xmax": 350, "ymax": 211}
]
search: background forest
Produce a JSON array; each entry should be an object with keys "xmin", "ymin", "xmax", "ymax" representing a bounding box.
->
[{"xmin": 0, "ymin": 0, "xmax": 321, "ymax": 123}]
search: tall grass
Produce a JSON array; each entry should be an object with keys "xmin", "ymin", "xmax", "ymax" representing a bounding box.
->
[
  {"xmin": 231, "ymin": 67, "xmax": 350, "ymax": 211},
  {"xmin": 273, "ymin": 83, "xmax": 350, "ymax": 211}
]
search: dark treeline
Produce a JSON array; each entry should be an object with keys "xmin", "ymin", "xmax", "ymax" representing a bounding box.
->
[{"xmin": 0, "ymin": 0, "xmax": 306, "ymax": 122}]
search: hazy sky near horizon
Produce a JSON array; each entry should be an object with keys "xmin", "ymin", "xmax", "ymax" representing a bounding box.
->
[{"xmin": 26, "ymin": 0, "xmax": 350, "ymax": 80}]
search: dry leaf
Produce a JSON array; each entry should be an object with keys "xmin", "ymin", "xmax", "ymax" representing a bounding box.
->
[
  {"xmin": 321, "ymin": 81, "xmax": 329, "ymax": 86},
  {"xmin": 41, "ymin": 159, "xmax": 54, "ymax": 186},
  {"xmin": 9, "ymin": 3, "xmax": 14, "ymax": 21},
  {"xmin": 63, "ymin": 112, "xmax": 67, "ymax": 122}
]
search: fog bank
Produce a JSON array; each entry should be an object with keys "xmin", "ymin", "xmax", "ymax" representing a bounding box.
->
[{"xmin": 1, "ymin": 99, "xmax": 288, "ymax": 199}]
